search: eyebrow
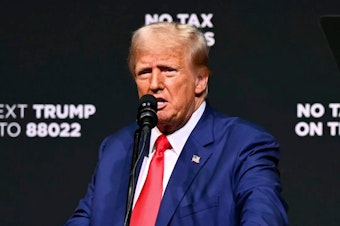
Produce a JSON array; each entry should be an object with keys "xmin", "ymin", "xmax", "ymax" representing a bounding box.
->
[{"xmin": 136, "ymin": 63, "xmax": 179, "ymax": 71}]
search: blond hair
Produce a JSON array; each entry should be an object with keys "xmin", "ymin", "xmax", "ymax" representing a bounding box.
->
[{"xmin": 128, "ymin": 22, "xmax": 210, "ymax": 76}]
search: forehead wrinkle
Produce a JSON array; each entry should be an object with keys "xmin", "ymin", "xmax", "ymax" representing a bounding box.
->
[{"xmin": 136, "ymin": 49, "xmax": 184, "ymax": 69}]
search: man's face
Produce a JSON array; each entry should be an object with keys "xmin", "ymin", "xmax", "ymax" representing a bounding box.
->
[{"xmin": 134, "ymin": 42, "xmax": 208, "ymax": 134}]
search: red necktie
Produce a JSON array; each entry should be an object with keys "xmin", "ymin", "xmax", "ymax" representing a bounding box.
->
[{"xmin": 130, "ymin": 135, "xmax": 171, "ymax": 226}]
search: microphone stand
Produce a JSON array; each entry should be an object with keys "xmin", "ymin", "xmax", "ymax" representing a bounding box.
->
[
  {"xmin": 124, "ymin": 127, "xmax": 149, "ymax": 226},
  {"xmin": 124, "ymin": 128, "xmax": 141, "ymax": 226},
  {"xmin": 124, "ymin": 94, "xmax": 157, "ymax": 225}
]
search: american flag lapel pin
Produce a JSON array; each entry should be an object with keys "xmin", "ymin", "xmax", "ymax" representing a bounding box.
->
[{"xmin": 191, "ymin": 154, "xmax": 200, "ymax": 164}]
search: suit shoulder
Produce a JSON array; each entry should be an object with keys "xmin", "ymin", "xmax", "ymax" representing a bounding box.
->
[
  {"xmin": 209, "ymin": 108, "xmax": 278, "ymax": 143},
  {"xmin": 97, "ymin": 123, "xmax": 137, "ymax": 157},
  {"xmin": 208, "ymin": 109, "xmax": 280, "ymax": 162}
]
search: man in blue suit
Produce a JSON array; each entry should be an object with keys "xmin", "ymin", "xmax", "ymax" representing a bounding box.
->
[{"xmin": 65, "ymin": 22, "xmax": 288, "ymax": 226}]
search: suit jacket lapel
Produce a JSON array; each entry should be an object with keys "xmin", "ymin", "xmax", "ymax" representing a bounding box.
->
[{"xmin": 156, "ymin": 105, "xmax": 215, "ymax": 225}]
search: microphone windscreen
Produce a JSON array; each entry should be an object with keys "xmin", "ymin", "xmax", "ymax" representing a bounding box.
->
[
  {"xmin": 138, "ymin": 94, "xmax": 157, "ymax": 112},
  {"xmin": 137, "ymin": 94, "xmax": 158, "ymax": 129}
]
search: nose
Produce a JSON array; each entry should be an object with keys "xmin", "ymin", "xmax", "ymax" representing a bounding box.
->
[{"xmin": 149, "ymin": 70, "xmax": 163, "ymax": 92}]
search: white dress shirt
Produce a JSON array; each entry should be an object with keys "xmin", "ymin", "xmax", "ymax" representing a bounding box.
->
[{"xmin": 133, "ymin": 101, "xmax": 206, "ymax": 207}]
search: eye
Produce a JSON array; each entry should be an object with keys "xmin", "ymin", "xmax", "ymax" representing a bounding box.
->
[
  {"xmin": 160, "ymin": 66, "xmax": 177, "ymax": 76},
  {"xmin": 137, "ymin": 68, "xmax": 152, "ymax": 77}
]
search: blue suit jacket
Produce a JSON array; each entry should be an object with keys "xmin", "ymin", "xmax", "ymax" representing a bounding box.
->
[{"xmin": 65, "ymin": 105, "xmax": 288, "ymax": 226}]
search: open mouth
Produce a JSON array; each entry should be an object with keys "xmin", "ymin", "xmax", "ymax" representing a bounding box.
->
[{"xmin": 157, "ymin": 98, "xmax": 167, "ymax": 110}]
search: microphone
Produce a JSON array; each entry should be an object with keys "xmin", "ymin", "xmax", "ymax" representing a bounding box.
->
[
  {"xmin": 124, "ymin": 94, "xmax": 158, "ymax": 226},
  {"xmin": 136, "ymin": 94, "xmax": 158, "ymax": 133}
]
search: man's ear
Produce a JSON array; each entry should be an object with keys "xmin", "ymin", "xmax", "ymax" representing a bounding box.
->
[{"xmin": 195, "ymin": 68, "xmax": 209, "ymax": 95}]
